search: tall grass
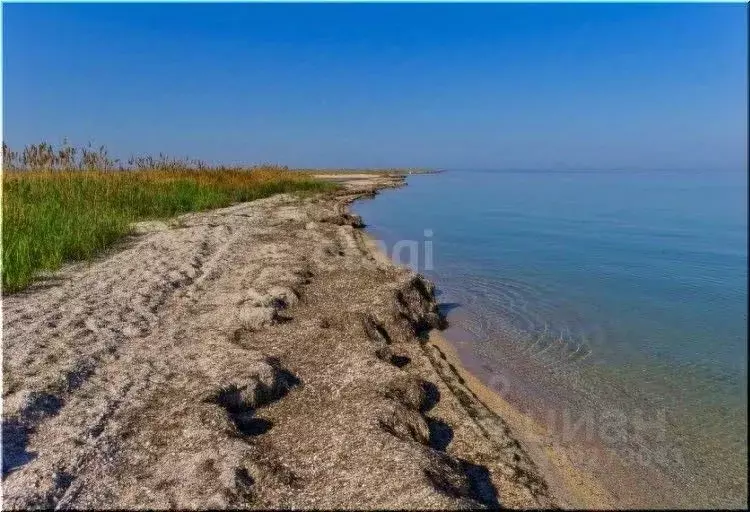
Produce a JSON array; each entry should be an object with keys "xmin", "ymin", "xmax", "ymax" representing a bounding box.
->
[{"xmin": 2, "ymin": 142, "xmax": 338, "ymax": 293}]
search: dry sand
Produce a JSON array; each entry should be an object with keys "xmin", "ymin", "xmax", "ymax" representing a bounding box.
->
[{"xmin": 3, "ymin": 173, "xmax": 562, "ymax": 509}]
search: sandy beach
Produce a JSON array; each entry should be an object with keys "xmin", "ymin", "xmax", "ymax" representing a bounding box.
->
[
  {"xmin": 4, "ymin": 3, "xmax": 745, "ymax": 509},
  {"xmin": 3, "ymin": 173, "xmax": 558, "ymax": 509}
]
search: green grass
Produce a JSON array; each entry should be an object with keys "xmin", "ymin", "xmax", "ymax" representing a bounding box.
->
[{"xmin": 2, "ymin": 168, "xmax": 337, "ymax": 293}]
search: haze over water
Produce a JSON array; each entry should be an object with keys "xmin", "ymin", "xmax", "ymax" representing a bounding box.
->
[{"xmin": 354, "ymin": 169, "xmax": 747, "ymax": 507}]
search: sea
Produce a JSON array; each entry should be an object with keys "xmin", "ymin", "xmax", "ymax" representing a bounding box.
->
[{"xmin": 353, "ymin": 168, "xmax": 747, "ymax": 508}]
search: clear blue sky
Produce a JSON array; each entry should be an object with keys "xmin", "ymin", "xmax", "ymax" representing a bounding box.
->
[{"xmin": 3, "ymin": 3, "xmax": 747, "ymax": 170}]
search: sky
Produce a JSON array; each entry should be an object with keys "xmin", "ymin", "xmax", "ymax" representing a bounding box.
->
[{"xmin": 2, "ymin": 3, "xmax": 747, "ymax": 170}]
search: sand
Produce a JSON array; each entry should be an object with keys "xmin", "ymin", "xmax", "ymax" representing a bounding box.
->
[{"xmin": 2, "ymin": 174, "xmax": 558, "ymax": 509}]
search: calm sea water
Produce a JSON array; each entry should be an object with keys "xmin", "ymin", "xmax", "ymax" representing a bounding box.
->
[{"xmin": 354, "ymin": 169, "xmax": 747, "ymax": 507}]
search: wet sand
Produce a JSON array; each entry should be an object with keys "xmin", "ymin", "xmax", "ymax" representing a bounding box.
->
[
  {"xmin": 361, "ymin": 228, "xmax": 616, "ymax": 509},
  {"xmin": 425, "ymin": 331, "xmax": 616, "ymax": 509}
]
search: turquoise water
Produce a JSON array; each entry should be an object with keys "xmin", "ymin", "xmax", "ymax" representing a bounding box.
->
[{"xmin": 354, "ymin": 169, "xmax": 747, "ymax": 507}]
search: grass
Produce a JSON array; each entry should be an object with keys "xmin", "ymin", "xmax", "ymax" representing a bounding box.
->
[{"xmin": 2, "ymin": 143, "xmax": 338, "ymax": 292}]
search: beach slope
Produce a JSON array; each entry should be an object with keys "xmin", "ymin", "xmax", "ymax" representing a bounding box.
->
[{"xmin": 2, "ymin": 174, "xmax": 554, "ymax": 509}]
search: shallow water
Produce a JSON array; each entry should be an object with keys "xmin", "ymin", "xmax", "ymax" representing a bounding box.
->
[{"xmin": 354, "ymin": 169, "xmax": 747, "ymax": 507}]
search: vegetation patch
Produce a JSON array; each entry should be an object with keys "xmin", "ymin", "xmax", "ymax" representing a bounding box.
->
[{"xmin": 2, "ymin": 142, "xmax": 338, "ymax": 292}]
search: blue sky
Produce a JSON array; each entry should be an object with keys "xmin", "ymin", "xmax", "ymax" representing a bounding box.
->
[{"xmin": 2, "ymin": 3, "xmax": 747, "ymax": 170}]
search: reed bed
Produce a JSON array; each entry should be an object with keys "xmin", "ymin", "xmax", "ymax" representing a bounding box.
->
[{"xmin": 2, "ymin": 142, "xmax": 337, "ymax": 292}]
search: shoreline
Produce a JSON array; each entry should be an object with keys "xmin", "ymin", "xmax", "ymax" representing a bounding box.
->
[
  {"xmin": 326, "ymin": 174, "xmax": 598, "ymax": 507},
  {"xmin": 353, "ymin": 173, "xmax": 748, "ymax": 509},
  {"xmin": 423, "ymin": 331, "xmax": 614, "ymax": 509},
  {"xmin": 3, "ymin": 173, "xmax": 556, "ymax": 508},
  {"xmin": 358, "ymin": 218, "xmax": 614, "ymax": 510}
]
